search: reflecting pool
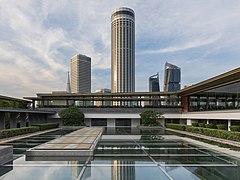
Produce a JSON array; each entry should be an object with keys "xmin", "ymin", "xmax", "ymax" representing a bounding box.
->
[{"xmin": 0, "ymin": 127, "xmax": 239, "ymax": 180}]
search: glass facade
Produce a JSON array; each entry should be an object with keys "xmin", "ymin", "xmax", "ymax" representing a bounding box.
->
[
  {"xmin": 189, "ymin": 82, "xmax": 240, "ymax": 111},
  {"xmin": 164, "ymin": 62, "xmax": 181, "ymax": 92}
]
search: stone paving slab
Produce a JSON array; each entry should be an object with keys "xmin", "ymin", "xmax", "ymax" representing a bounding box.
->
[{"xmin": 26, "ymin": 127, "xmax": 103, "ymax": 157}]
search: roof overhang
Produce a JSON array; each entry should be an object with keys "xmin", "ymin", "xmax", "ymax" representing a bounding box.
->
[{"xmin": 178, "ymin": 67, "xmax": 240, "ymax": 96}]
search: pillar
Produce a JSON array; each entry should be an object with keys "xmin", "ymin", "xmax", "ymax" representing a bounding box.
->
[
  {"xmin": 10, "ymin": 113, "xmax": 17, "ymax": 129},
  {"xmin": 187, "ymin": 119, "xmax": 192, "ymax": 126},
  {"xmin": 187, "ymin": 119, "xmax": 198, "ymax": 126},
  {"xmin": 0, "ymin": 112, "xmax": 5, "ymax": 130},
  {"xmin": 206, "ymin": 119, "xmax": 209, "ymax": 124},
  {"xmin": 228, "ymin": 120, "xmax": 231, "ymax": 131}
]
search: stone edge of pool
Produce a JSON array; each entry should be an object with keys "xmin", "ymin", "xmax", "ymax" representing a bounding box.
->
[{"xmin": 25, "ymin": 127, "xmax": 103, "ymax": 157}]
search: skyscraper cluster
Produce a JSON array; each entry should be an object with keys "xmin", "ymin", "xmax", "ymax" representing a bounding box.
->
[{"xmin": 67, "ymin": 7, "xmax": 181, "ymax": 96}]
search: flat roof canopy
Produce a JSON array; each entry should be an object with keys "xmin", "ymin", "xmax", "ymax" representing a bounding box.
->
[
  {"xmin": 0, "ymin": 95, "xmax": 31, "ymax": 103},
  {"xmin": 178, "ymin": 67, "xmax": 240, "ymax": 96}
]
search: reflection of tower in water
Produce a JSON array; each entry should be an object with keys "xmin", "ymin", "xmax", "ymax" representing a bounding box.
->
[
  {"xmin": 70, "ymin": 161, "xmax": 82, "ymax": 179},
  {"xmin": 70, "ymin": 161, "xmax": 91, "ymax": 179},
  {"xmin": 112, "ymin": 160, "xmax": 135, "ymax": 180}
]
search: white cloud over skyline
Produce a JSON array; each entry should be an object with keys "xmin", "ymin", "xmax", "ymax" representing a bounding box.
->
[{"xmin": 0, "ymin": 0, "xmax": 240, "ymax": 98}]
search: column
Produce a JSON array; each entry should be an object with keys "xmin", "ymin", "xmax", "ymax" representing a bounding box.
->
[
  {"xmin": 228, "ymin": 120, "xmax": 231, "ymax": 131},
  {"xmin": 0, "ymin": 112, "xmax": 5, "ymax": 130},
  {"xmin": 10, "ymin": 113, "xmax": 18, "ymax": 129},
  {"xmin": 206, "ymin": 119, "xmax": 209, "ymax": 124},
  {"xmin": 187, "ymin": 119, "xmax": 198, "ymax": 126}
]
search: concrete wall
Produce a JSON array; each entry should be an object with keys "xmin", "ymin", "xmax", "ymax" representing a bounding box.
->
[{"xmin": 131, "ymin": 118, "xmax": 140, "ymax": 127}]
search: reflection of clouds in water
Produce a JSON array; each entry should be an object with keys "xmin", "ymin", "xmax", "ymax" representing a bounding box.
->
[
  {"xmin": 83, "ymin": 166, "xmax": 112, "ymax": 180},
  {"xmin": 1, "ymin": 166, "xmax": 71, "ymax": 180}
]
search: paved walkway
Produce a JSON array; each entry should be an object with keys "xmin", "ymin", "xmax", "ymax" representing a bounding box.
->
[
  {"xmin": 0, "ymin": 128, "xmax": 61, "ymax": 144},
  {"xmin": 26, "ymin": 127, "xmax": 103, "ymax": 157},
  {"xmin": 166, "ymin": 128, "xmax": 240, "ymax": 148}
]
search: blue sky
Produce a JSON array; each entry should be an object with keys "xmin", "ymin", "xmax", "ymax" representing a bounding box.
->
[{"xmin": 0, "ymin": 0, "xmax": 240, "ymax": 98}]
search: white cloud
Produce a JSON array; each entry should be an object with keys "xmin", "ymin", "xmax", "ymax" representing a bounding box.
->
[
  {"xmin": 138, "ymin": 33, "xmax": 222, "ymax": 54},
  {"xmin": 0, "ymin": 0, "xmax": 240, "ymax": 97}
]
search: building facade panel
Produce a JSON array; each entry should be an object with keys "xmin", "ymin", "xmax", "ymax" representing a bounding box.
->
[{"xmin": 71, "ymin": 54, "xmax": 91, "ymax": 94}]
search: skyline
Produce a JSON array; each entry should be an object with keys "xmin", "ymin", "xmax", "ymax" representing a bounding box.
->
[{"xmin": 0, "ymin": 0, "xmax": 240, "ymax": 98}]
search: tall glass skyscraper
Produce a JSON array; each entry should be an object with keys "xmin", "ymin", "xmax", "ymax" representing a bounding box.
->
[
  {"xmin": 149, "ymin": 73, "xmax": 160, "ymax": 92},
  {"xmin": 164, "ymin": 62, "xmax": 181, "ymax": 92},
  {"xmin": 111, "ymin": 7, "xmax": 135, "ymax": 93}
]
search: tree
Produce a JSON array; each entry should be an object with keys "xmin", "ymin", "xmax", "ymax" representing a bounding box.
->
[
  {"xmin": 59, "ymin": 106, "xmax": 85, "ymax": 126},
  {"xmin": 140, "ymin": 110, "xmax": 163, "ymax": 126}
]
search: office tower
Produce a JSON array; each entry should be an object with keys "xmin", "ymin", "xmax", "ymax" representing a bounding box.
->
[
  {"xmin": 149, "ymin": 73, "xmax": 160, "ymax": 92},
  {"xmin": 111, "ymin": 7, "xmax": 135, "ymax": 93},
  {"xmin": 149, "ymin": 73, "xmax": 160, "ymax": 106},
  {"xmin": 71, "ymin": 54, "xmax": 91, "ymax": 93},
  {"xmin": 164, "ymin": 62, "xmax": 181, "ymax": 92}
]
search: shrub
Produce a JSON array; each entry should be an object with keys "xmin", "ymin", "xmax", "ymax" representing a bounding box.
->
[
  {"xmin": 59, "ymin": 106, "xmax": 85, "ymax": 126},
  {"xmin": 198, "ymin": 123, "xmax": 205, "ymax": 128},
  {"xmin": 0, "ymin": 126, "xmax": 40, "ymax": 139},
  {"xmin": 205, "ymin": 124, "xmax": 214, "ymax": 129},
  {"xmin": 217, "ymin": 124, "xmax": 228, "ymax": 130},
  {"xmin": 32, "ymin": 123, "xmax": 59, "ymax": 131},
  {"xmin": 186, "ymin": 126, "xmax": 201, "ymax": 133},
  {"xmin": 166, "ymin": 123, "xmax": 186, "ymax": 131},
  {"xmin": 186, "ymin": 126, "xmax": 240, "ymax": 142},
  {"xmin": 230, "ymin": 126, "xmax": 240, "ymax": 132},
  {"xmin": 140, "ymin": 110, "xmax": 163, "ymax": 126},
  {"xmin": 192, "ymin": 123, "xmax": 198, "ymax": 127}
]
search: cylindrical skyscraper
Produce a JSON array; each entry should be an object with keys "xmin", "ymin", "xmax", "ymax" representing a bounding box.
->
[{"xmin": 111, "ymin": 7, "xmax": 135, "ymax": 93}]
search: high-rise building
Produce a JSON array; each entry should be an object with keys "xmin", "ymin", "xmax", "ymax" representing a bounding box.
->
[
  {"xmin": 111, "ymin": 7, "xmax": 135, "ymax": 93},
  {"xmin": 164, "ymin": 62, "xmax": 181, "ymax": 92},
  {"xmin": 149, "ymin": 73, "xmax": 160, "ymax": 106},
  {"xmin": 71, "ymin": 54, "xmax": 91, "ymax": 94},
  {"xmin": 149, "ymin": 73, "xmax": 160, "ymax": 92}
]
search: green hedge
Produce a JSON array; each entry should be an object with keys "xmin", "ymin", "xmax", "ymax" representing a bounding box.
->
[
  {"xmin": 217, "ymin": 124, "xmax": 228, "ymax": 130},
  {"xmin": 32, "ymin": 123, "xmax": 59, "ymax": 131},
  {"xmin": 0, "ymin": 126, "xmax": 40, "ymax": 139},
  {"xmin": 167, "ymin": 123, "xmax": 240, "ymax": 142},
  {"xmin": 185, "ymin": 126, "xmax": 240, "ymax": 142},
  {"xmin": 205, "ymin": 124, "xmax": 214, "ymax": 129},
  {"xmin": 192, "ymin": 123, "xmax": 198, "ymax": 127},
  {"xmin": 166, "ymin": 123, "xmax": 186, "ymax": 131},
  {"xmin": 230, "ymin": 126, "xmax": 240, "ymax": 132},
  {"xmin": 198, "ymin": 123, "xmax": 205, "ymax": 128}
]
